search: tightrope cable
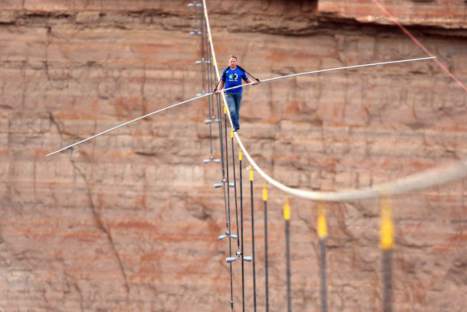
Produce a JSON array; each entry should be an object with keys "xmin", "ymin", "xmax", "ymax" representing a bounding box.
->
[{"xmin": 47, "ymin": 56, "xmax": 435, "ymax": 158}]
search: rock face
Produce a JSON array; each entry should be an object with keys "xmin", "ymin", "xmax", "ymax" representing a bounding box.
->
[
  {"xmin": 1, "ymin": 0, "xmax": 467, "ymax": 311},
  {"xmin": 319, "ymin": 0, "xmax": 467, "ymax": 29}
]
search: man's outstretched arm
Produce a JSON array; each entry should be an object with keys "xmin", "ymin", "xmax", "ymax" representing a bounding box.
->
[
  {"xmin": 238, "ymin": 65, "xmax": 260, "ymax": 83},
  {"xmin": 213, "ymin": 80, "xmax": 224, "ymax": 92},
  {"xmin": 245, "ymin": 75, "xmax": 260, "ymax": 85}
]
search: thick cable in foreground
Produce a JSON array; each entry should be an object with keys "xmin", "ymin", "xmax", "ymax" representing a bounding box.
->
[
  {"xmin": 44, "ymin": 57, "xmax": 458, "ymax": 202},
  {"xmin": 200, "ymin": 0, "xmax": 463, "ymax": 203}
]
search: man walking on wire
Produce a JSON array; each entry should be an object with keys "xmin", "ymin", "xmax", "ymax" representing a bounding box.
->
[{"xmin": 214, "ymin": 55, "xmax": 260, "ymax": 132}]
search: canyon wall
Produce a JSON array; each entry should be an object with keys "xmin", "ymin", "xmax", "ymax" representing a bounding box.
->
[{"xmin": 1, "ymin": 0, "xmax": 466, "ymax": 311}]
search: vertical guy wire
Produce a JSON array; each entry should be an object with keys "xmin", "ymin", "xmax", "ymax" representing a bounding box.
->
[
  {"xmin": 239, "ymin": 150, "xmax": 246, "ymax": 312},
  {"xmin": 383, "ymin": 251, "xmax": 393, "ymax": 312},
  {"xmin": 249, "ymin": 168, "xmax": 257, "ymax": 312},
  {"xmin": 206, "ymin": 30, "xmax": 215, "ymax": 126},
  {"xmin": 199, "ymin": 2, "xmax": 233, "ymax": 310},
  {"xmin": 203, "ymin": 17, "xmax": 214, "ymax": 157},
  {"xmin": 214, "ymin": 79, "xmax": 233, "ymax": 312},
  {"xmin": 284, "ymin": 199, "xmax": 292, "ymax": 312},
  {"xmin": 215, "ymin": 87, "xmax": 228, "ymax": 230},
  {"xmin": 317, "ymin": 204, "xmax": 328, "ymax": 312},
  {"xmin": 204, "ymin": 14, "xmax": 233, "ymax": 306},
  {"xmin": 263, "ymin": 186, "xmax": 270, "ymax": 312},
  {"xmin": 198, "ymin": 1, "xmax": 213, "ymax": 158},
  {"xmin": 380, "ymin": 197, "xmax": 394, "ymax": 312},
  {"xmin": 231, "ymin": 131, "xmax": 241, "ymax": 251},
  {"xmin": 212, "ymin": 70, "xmax": 227, "ymax": 221},
  {"xmin": 199, "ymin": 6, "xmax": 206, "ymax": 95},
  {"xmin": 223, "ymin": 106, "xmax": 234, "ymax": 311}
]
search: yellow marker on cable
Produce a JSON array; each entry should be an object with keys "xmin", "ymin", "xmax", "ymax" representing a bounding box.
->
[
  {"xmin": 317, "ymin": 203, "xmax": 328, "ymax": 239},
  {"xmin": 230, "ymin": 129, "xmax": 234, "ymax": 139},
  {"xmin": 283, "ymin": 199, "xmax": 291, "ymax": 221},
  {"xmin": 262, "ymin": 185, "xmax": 269, "ymax": 201},
  {"xmin": 380, "ymin": 197, "xmax": 395, "ymax": 251},
  {"xmin": 249, "ymin": 167, "xmax": 254, "ymax": 182},
  {"xmin": 224, "ymin": 105, "xmax": 228, "ymax": 114},
  {"xmin": 239, "ymin": 150, "xmax": 243, "ymax": 161}
]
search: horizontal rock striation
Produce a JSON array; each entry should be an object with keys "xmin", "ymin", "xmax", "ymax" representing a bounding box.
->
[{"xmin": 0, "ymin": 0, "xmax": 466, "ymax": 311}]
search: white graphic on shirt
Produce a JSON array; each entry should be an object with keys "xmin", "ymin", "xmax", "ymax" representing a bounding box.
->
[{"xmin": 228, "ymin": 73, "xmax": 239, "ymax": 81}]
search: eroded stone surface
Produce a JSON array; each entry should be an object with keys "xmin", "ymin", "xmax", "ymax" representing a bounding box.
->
[
  {"xmin": 319, "ymin": 0, "xmax": 467, "ymax": 29},
  {"xmin": 0, "ymin": 0, "xmax": 467, "ymax": 311}
]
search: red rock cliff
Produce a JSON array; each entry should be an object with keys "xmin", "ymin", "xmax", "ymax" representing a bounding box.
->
[{"xmin": 1, "ymin": 0, "xmax": 466, "ymax": 311}]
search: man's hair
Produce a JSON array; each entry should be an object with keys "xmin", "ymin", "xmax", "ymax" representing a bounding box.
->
[{"xmin": 230, "ymin": 55, "xmax": 238, "ymax": 60}]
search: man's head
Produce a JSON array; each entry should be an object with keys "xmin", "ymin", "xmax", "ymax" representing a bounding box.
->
[{"xmin": 229, "ymin": 55, "xmax": 238, "ymax": 68}]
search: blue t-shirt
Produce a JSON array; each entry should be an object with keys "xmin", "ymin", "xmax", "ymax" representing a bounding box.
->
[{"xmin": 222, "ymin": 67, "xmax": 248, "ymax": 94}]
